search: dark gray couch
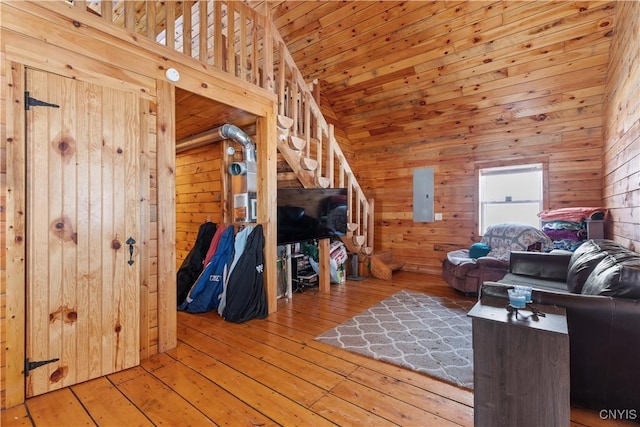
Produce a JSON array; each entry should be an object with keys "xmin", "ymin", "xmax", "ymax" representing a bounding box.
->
[{"xmin": 482, "ymin": 239, "xmax": 640, "ymax": 412}]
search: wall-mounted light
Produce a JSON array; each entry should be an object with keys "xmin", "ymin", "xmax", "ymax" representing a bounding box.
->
[{"xmin": 165, "ymin": 68, "xmax": 180, "ymax": 82}]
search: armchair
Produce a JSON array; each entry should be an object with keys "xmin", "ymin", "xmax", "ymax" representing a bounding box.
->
[{"xmin": 441, "ymin": 223, "xmax": 553, "ymax": 295}]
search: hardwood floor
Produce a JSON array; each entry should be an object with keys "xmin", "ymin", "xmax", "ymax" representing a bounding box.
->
[{"xmin": 0, "ymin": 272, "xmax": 627, "ymax": 426}]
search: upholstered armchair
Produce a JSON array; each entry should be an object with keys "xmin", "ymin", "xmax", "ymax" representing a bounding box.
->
[{"xmin": 441, "ymin": 223, "xmax": 553, "ymax": 295}]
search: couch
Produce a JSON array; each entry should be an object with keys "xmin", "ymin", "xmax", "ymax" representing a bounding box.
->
[
  {"xmin": 441, "ymin": 223, "xmax": 553, "ymax": 295},
  {"xmin": 482, "ymin": 239, "xmax": 640, "ymax": 411}
]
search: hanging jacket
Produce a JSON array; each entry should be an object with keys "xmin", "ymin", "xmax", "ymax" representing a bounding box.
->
[
  {"xmin": 222, "ymin": 225, "xmax": 267, "ymax": 323},
  {"xmin": 203, "ymin": 224, "xmax": 228, "ymax": 266},
  {"xmin": 178, "ymin": 226, "xmax": 235, "ymax": 313},
  {"xmin": 218, "ymin": 225, "xmax": 254, "ymax": 316},
  {"xmin": 176, "ymin": 222, "xmax": 217, "ymax": 305}
]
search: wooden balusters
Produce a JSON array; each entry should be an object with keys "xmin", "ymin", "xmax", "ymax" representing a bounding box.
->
[
  {"xmin": 101, "ymin": 0, "xmax": 112, "ymax": 23},
  {"xmin": 166, "ymin": 1, "xmax": 175, "ymax": 49},
  {"xmin": 182, "ymin": 1, "xmax": 192, "ymax": 56},
  {"xmin": 227, "ymin": 2, "xmax": 235, "ymax": 74},
  {"xmin": 198, "ymin": 0, "xmax": 207, "ymax": 62},
  {"xmin": 213, "ymin": 1, "xmax": 222, "ymax": 68}
]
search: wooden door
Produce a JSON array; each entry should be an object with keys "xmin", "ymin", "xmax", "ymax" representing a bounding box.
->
[{"xmin": 25, "ymin": 68, "xmax": 141, "ymax": 397}]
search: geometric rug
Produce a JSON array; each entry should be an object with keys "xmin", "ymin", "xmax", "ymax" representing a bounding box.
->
[{"xmin": 315, "ymin": 290, "xmax": 475, "ymax": 389}]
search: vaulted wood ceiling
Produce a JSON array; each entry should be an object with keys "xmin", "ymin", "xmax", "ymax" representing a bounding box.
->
[{"xmin": 263, "ymin": 1, "xmax": 616, "ymax": 152}]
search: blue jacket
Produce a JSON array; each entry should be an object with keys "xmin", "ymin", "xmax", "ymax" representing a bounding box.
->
[{"xmin": 178, "ymin": 226, "xmax": 235, "ymax": 313}]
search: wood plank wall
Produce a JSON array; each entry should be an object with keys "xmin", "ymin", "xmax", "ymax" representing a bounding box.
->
[
  {"xmin": 349, "ymin": 4, "xmax": 618, "ymax": 275},
  {"xmin": 175, "ymin": 144, "xmax": 225, "ymax": 267},
  {"xmin": 602, "ymin": 1, "xmax": 640, "ymax": 251}
]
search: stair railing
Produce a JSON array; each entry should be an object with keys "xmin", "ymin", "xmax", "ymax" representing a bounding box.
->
[{"xmin": 68, "ymin": 0, "xmax": 373, "ymax": 253}]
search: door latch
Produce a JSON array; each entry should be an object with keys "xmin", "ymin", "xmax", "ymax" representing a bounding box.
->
[{"xmin": 126, "ymin": 237, "xmax": 136, "ymax": 265}]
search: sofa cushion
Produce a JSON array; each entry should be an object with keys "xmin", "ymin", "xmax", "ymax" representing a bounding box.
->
[
  {"xmin": 509, "ymin": 251, "xmax": 571, "ymax": 281},
  {"xmin": 582, "ymin": 252, "xmax": 640, "ymax": 298},
  {"xmin": 567, "ymin": 239, "xmax": 639, "ymax": 294},
  {"xmin": 567, "ymin": 240, "xmax": 610, "ymax": 293}
]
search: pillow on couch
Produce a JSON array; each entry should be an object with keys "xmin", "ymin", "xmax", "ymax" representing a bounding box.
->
[{"xmin": 469, "ymin": 243, "xmax": 491, "ymax": 259}]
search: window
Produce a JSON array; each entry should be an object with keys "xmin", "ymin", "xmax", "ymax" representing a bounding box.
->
[{"xmin": 478, "ymin": 163, "xmax": 543, "ymax": 234}]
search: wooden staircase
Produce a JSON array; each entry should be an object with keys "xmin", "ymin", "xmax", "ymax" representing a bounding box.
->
[
  {"xmin": 267, "ymin": 18, "xmax": 375, "ymax": 259},
  {"xmin": 74, "ymin": 0, "xmax": 395, "ymax": 275}
]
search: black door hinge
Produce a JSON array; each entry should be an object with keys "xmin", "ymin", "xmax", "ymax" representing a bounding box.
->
[
  {"xmin": 25, "ymin": 91, "xmax": 60, "ymax": 111},
  {"xmin": 24, "ymin": 357, "xmax": 59, "ymax": 377}
]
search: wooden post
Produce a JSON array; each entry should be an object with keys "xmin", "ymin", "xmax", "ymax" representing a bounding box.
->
[
  {"xmin": 318, "ymin": 238, "xmax": 330, "ymax": 293},
  {"xmin": 183, "ymin": 1, "xmax": 192, "ymax": 57},
  {"xmin": 227, "ymin": 2, "xmax": 236, "ymax": 76},
  {"xmin": 255, "ymin": 112, "xmax": 279, "ymax": 313},
  {"xmin": 327, "ymin": 124, "xmax": 335, "ymax": 186},
  {"xmin": 101, "ymin": 0, "xmax": 113, "ymax": 23},
  {"xmin": 146, "ymin": 0, "xmax": 156, "ymax": 39},
  {"xmin": 214, "ymin": 1, "xmax": 223, "ymax": 69},
  {"xmin": 156, "ymin": 79, "xmax": 177, "ymax": 352},
  {"xmin": 239, "ymin": 7, "xmax": 247, "ymax": 81},
  {"xmin": 199, "ymin": 0, "xmax": 208, "ymax": 63},
  {"xmin": 124, "ymin": 0, "xmax": 135, "ymax": 33},
  {"xmin": 138, "ymin": 98, "xmax": 151, "ymax": 360},
  {"xmin": 4, "ymin": 61, "xmax": 27, "ymax": 408},
  {"xmin": 166, "ymin": 1, "xmax": 175, "ymax": 50},
  {"xmin": 277, "ymin": 41, "xmax": 286, "ymax": 116}
]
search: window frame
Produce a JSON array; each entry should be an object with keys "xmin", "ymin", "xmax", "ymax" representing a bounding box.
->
[{"xmin": 473, "ymin": 158, "xmax": 549, "ymax": 237}]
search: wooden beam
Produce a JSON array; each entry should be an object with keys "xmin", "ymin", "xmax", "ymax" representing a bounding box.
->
[
  {"xmin": 4, "ymin": 60, "xmax": 27, "ymax": 408},
  {"xmin": 156, "ymin": 79, "xmax": 177, "ymax": 352},
  {"xmin": 255, "ymin": 111, "xmax": 279, "ymax": 313},
  {"xmin": 318, "ymin": 239, "xmax": 330, "ymax": 293},
  {"xmin": 138, "ymin": 97, "xmax": 151, "ymax": 360}
]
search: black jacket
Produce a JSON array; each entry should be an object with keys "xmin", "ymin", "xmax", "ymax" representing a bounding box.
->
[
  {"xmin": 177, "ymin": 222, "xmax": 216, "ymax": 305},
  {"xmin": 222, "ymin": 225, "xmax": 267, "ymax": 323}
]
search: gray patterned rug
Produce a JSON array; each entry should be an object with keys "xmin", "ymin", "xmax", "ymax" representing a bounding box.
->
[{"xmin": 316, "ymin": 290, "xmax": 475, "ymax": 389}]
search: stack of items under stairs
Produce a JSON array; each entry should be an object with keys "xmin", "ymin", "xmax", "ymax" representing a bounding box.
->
[{"xmin": 176, "ymin": 221, "xmax": 267, "ymax": 323}]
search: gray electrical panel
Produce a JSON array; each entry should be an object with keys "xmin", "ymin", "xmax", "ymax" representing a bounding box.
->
[{"xmin": 413, "ymin": 167, "xmax": 434, "ymax": 222}]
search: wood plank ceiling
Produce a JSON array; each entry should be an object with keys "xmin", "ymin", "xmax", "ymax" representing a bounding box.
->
[{"xmin": 263, "ymin": 1, "xmax": 616, "ymax": 152}]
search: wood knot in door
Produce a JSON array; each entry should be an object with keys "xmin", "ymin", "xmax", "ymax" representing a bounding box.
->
[
  {"xmin": 111, "ymin": 239, "xmax": 121, "ymax": 250},
  {"xmin": 49, "ymin": 365, "xmax": 68, "ymax": 384},
  {"xmin": 49, "ymin": 305, "xmax": 78, "ymax": 324},
  {"xmin": 51, "ymin": 131, "xmax": 76, "ymax": 163},
  {"xmin": 50, "ymin": 216, "xmax": 77, "ymax": 244}
]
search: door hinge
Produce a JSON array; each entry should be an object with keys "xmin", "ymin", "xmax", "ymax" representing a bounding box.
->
[
  {"xmin": 25, "ymin": 91, "xmax": 60, "ymax": 111},
  {"xmin": 24, "ymin": 357, "xmax": 59, "ymax": 377}
]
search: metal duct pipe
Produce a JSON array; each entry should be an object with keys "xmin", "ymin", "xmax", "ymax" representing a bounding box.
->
[
  {"xmin": 175, "ymin": 123, "xmax": 256, "ymax": 155},
  {"xmin": 220, "ymin": 124, "xmax": 256, "ymax": 162}
]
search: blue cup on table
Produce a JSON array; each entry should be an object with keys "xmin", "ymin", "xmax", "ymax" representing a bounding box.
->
[
  {"xmin": 514, "ymin": 285, "xmax": 533, "ymax": 303},
  {"xmin": 508, "ymin": 289, "xmax": 527, "ymax": 308}
]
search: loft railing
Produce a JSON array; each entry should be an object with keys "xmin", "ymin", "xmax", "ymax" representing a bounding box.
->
[{"xmin": 72, "ymin": 0, "xmax": 373, "ymax": 253}]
